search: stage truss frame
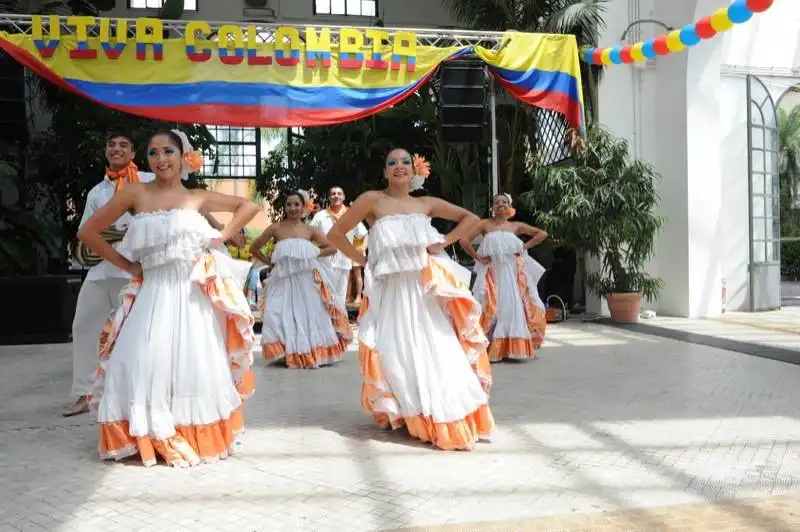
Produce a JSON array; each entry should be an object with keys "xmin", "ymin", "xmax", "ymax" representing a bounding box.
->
[{"xmin": 0, "ymin": 14, "xmax": 575, "ymax": 191}]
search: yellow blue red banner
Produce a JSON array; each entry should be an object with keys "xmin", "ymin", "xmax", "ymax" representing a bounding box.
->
[{"xmin": 0, "ymin": 17, "xmax": 584, "ymax": 133}]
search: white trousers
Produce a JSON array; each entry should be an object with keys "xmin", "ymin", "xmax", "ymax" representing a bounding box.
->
[
  {"xmin": 329, "ymin": 268, "xmax": 350, "ymax": 308},
  {"xmin": 70, "ymin": 277, "xmax": 128, "ymax": 398}
]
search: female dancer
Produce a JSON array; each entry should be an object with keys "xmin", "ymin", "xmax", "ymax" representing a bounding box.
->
[
  {"xmin": 77, "ymin": 130, "xmax": 260, "ymax": 467},
  {"xmin": 327, "ymin": 148, "xmax": 494, "ymax": 451},
  {"xmin": 249, "ymin": 191, "xmax": 353, "ymax": 369},
  {"xmin": 460, "ymin": 193, "xmax": 548, "ymax": 362}
]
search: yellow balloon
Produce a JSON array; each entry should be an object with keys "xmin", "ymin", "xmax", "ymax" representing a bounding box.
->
[
  {"xmin": 600, "ymin": 48, "xmax": 613, "ymax": 65},
  {"xmin": 666, "ymin": 30, "xmax": 686, "ymax": 52},
  {"xmin": 710, "ymin": 7, "xmax": 734, "ymax": 32},
  {"xmin": 630, "ymin": 42, "xmax": 646, "ymax": 62}
]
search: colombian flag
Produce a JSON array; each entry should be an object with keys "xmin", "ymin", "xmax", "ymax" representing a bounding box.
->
[{"xmin": 0, "ymin": 28, "xmax": 584, "ymax": 134}]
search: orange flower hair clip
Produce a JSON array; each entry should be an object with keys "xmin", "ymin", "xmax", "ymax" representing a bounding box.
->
[
  {"xmin": 412, "ymin": 154, "xmax": 430, "ymax": 177},
  {"xmin": 410, "ymin": 154, "xmax": 431, "ymax": 192},
  {"xmin": 306, "ymin": 189, "xmax": 320, "ymax": 213},
  {"xmin": 184, "ymin": 150, "xmax": 204, "ymax": 173}
]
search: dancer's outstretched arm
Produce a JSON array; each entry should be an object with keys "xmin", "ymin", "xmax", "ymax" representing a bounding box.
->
[{"xmin": 77, "ymin": 186, "xmax": 140, "ymax": 276}]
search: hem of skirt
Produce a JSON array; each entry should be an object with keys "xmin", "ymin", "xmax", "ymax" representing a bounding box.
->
[
  {"xmin": 262, "ymin": 338, "xmax": 348, "ymax": 369},
  {"xmin": 488, "ymin": 336, "xmax": 544, "ymax": 362},
  {"xmin": 368, "ymin": 406, "xmax": 494, "ymax": 451},
  {"xmin": 359, "ymin": 340, "xmax": 495, "ymax": 451},
  {"xmin": 98, "ymin": 405, "xmax": 246, "ymax": 467}
]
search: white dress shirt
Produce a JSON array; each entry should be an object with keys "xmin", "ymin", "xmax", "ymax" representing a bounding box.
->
[
  {"xmin": 310, "ymin": 208, "xmax": 368, "ymax": 270},
  {"xmin": 80, "ymin": 172, "xmax": 155, "ymax": 281}
]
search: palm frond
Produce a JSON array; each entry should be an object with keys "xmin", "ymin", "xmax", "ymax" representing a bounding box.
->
[
  {"xmin": 441, "ymin": 0, "xmax": 515, "ymax": 31},
  {"xmin": 0, "ymin": 1, "xmax": 30, "ymax": 13},
  {"xmin": 544, "ymin": 0, "xmax": 608, "ymax": 45}
]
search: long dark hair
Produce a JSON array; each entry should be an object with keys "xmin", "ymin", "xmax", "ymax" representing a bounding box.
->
[
  {"xmin": 148, "ymin": 131, "xmax": 185, "ymax": 154},
  {"xmin": 284, "ymin": 190, "xmax": 305, "ymax": 205}
]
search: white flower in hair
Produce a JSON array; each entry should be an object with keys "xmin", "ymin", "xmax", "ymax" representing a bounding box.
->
[{"xmin": 170, "ymin": 129, "xmax": 204, "ymax": 181}]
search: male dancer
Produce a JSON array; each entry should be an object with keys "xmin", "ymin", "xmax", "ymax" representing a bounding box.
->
[
  {"xmin": 63, "ymin": 132, "xmax": 241, "ymax": 416},
  {"xmin": 310, "ymin": 186, "xmax": 367, "ymax": 306}
]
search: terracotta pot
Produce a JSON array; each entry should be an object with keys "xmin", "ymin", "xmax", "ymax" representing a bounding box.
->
[{"xmin": 606, "ymin": 292, "xmax": 642, "ymax": 323}]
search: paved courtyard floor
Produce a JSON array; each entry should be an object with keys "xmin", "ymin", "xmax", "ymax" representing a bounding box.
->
[{"xmin": 2, "ymin": 323, "xmax": 800, "ymax": 531}]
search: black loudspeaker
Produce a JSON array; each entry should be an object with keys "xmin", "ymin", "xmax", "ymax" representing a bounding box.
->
[
  {"xmin": 439, "ymin": 59, "xmax": 486, "ymax": 143},
  {"xmin": 0, "ymin": 274, "xmax": 82, "ymax": 345}
]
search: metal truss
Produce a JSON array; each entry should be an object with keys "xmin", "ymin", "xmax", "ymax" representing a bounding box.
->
[
  {"xmin": 0, "ymin": 13, "xmax": 572, "ymax": 168},
  {"xmin": 0, "ymin": 14, "xmax": 509, "ymax": 49}
]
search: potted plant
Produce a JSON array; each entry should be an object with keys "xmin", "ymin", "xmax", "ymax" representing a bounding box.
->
[{"xmin": 520, "ymin": 126, "xmax": 664, "ymax": 323}]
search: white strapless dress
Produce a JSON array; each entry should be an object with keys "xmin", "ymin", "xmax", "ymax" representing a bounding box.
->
[
  {"xmin": 91, "ymin": 209, "xmax": 256, "ymax": 467},
  {"xmin": 358, "ymin": 213, "xmax": 494, "ymax": 450},
  {"xmin": 472, "ymin": 231, "xmax": 547, "ymax": 361},
  {"xmin": 260, "ymin": 238, "xmax": 353, "ymax": 368}
]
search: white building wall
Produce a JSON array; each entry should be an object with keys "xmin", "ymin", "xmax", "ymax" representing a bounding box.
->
[
  {"xmin": 597, "ymin": 0, "xmax": 800, "ymax": 317},
  {"xmin": 103, "ymin": 0, "xmax": 456, "ymax": 28}
]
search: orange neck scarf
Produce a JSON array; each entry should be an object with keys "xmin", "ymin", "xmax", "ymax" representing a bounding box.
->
[
  {"xmin": 106, "ymin": 162, "xmax": 140, "ymax": 193},
  {"xmin": 327, "ymin": 205, "xmax": 347, "ymax": 220}
]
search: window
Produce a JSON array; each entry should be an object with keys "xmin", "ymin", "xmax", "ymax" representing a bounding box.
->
[
  {"xmin": 202, "ymin": 126, "xmax": 261, "ymax": 179},
  {"xmin": 128, "ymin": 0, "xmax": 198, "ymax": 10},
  {"xmin": 314, "ymin": 0, "xmax": 377, "ymax": 17}
]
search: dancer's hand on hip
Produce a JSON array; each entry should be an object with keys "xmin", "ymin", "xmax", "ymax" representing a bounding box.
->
[
  {"xmin": 227, "ymin": 232, "xmax": 246, "ymax": 248},
  {"xmin": 125, "ymin": 261, "xmax": 143, "ymax": 278},
  {"xmin": 427, "ymin": 243, "xmax": 445, "ymax": 255}
]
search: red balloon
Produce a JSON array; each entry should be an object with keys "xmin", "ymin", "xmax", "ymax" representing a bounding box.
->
[
  {"xmin": 653, "ymin": 35, "xmax": 670, "ymax": 55},
  {"xmin": 746, "ymin": 0, "xmax": 774, "ymax": 13},
  {"xmin": 620, "ymin": 45, "xmax": 634, "ymax": 64},
  {"xmin": 591, "ymin": 48, "xmax": 603, "ymax": 65},
  {"xmin": 695, "ymin": 18, "xmax": 717, "ymax": 39}
]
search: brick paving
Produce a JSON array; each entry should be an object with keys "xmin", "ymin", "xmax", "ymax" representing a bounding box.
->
[{"xmin": 1, "ymin": 322, "xmax": 800, "ymax": 531}]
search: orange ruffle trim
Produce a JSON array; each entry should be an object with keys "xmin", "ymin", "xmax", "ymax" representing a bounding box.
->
[
  {"xmin": 358, "ymin": 257, "xmax": 494, "ymax": 450},
  {"xmin": 360, "ymin": 342, "xmax": 494, "ymax": 450},
  {"xmin": 99, "ymin": 407, "xmax": 245, "ymax": 468},
  {"xmin": 262, "ymin": 337, "xmax": 349, "ymax": 368},
  {"xmin": 93, "ymin": 251, "xmax": 256, "ymax": 467},
  {"xmin": 262, "ymin": 268, "xmax": 353, "ymax": 369},
  {"xmin": 480, "ymin": 255, "xmax": 546, "ymax": 362}
]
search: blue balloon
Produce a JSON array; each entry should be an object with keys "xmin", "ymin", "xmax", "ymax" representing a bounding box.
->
[
  {"xmin": 642, "ymin": 39, "xmax": 657, "ymax": 59},
  {"xmin": 583, "ymin": 47, "xmax": 595, "ymax": 63},
  {"xmin": 728, "ymin": 0, "xmax": 754, "ymax": 24},
  {"xmin": 679, "ymin": 24, "xmax": 701, "ymax": 46},
  {"xmin": 609, "ymin": 46, "xmax": 623, "ymax": 64}
]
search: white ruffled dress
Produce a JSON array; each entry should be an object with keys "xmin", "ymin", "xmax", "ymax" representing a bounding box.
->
[
  {"xmin": 260, "ymin": 238, "xmax": 352, "ymax": 368},
  {"xmin": 91, "ymin": 209, "xmax": 256, "ymax": 467},
  {"xmin": 358, "ymin": 213, "xmax": 495, "ymax": 450},
  {"xmin": 472, "ymin": 231, "xmax": 547, "ymax": 361}
]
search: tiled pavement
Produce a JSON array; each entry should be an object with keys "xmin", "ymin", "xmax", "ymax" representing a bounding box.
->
[
  {"xmin": 2, "ymin": 323, "xmax": 800, "ymax": 531},
  {"xmin": 720, "ymin": 307, "xmax": 800, "ymax": 335},
  {"xmin": 394, "ymin": 492, "xmax": 800, "ymax": 531}
]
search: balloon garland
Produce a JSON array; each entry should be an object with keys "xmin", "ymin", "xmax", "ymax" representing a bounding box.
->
[{"xmin": 582, "ymin": 0, "xmax": 775, "ymax": 66}]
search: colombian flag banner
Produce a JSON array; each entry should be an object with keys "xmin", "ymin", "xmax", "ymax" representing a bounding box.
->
[{"xmin": 0, "ymin": 17, "xmax": 584, "ymax": 133}]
